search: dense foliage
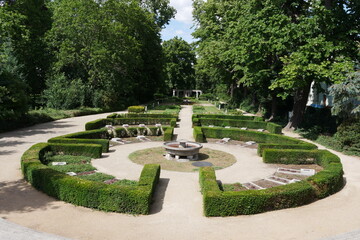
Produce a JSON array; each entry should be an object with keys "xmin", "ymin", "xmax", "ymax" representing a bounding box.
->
[
  {"xmin": 162, "ymin": 37, "xmax": 196, "ymax": 91},
  {"xmin": 0, "ymin": 0, "xmax": 175, "ymax": 129},
  {"xmin": 193, "ymin": 0, "xmax": 359, "ymax": 128}
]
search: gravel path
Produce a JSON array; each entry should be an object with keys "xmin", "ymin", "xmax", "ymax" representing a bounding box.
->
[{"xmin": 0, "ymin": 106, "xmax": 360, "ymax": 240}]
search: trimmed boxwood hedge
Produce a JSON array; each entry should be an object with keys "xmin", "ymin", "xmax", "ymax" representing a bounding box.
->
[
  {"xmin": 262, "ymin": 149, "xmax": 318, "ymax": 164},
  {"xmin": 86, "ymin": 117, "xmax": 177, "ymax": 130},
  {"xmin": 257, "ymin": 143, "xmax": 317, "ymax": 156},
  {"xmin": 192, "ymin": 114, "xmax": 263, "ymax": 121},
  {"xmin": 21, "ymin": 143, "xmax": 160, "ymax": 215},
  {"xmin": 196, "ymin": 127, "xmax": 300, "ymax": 144},
  {"xmin": 107, "ymin": 113, "xmax": 178, "ymax": 120},
  {"xmin": 194, "ymin": 118, "xmax": 282, "ymax": 134},
  {"xmin": 48, "ymin": 138, "xmax": 110, "ymax": 153},
  {"xmin": 163, "ymin": 127, "xmax": 174, "ymax": 141},
  {"xmin": 199, "ymin": 148, "xmax": 343, "ymax": 216}
]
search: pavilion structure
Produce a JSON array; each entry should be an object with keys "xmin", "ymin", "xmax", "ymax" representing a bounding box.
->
[{"xmin": 172, "ymin": 89, "xmax": 202, "ymax": 99}]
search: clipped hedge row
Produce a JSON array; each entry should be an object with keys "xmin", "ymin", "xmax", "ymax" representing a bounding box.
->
[
  {"xmin": 85, "ymin": 117, "xmax": 176, "ymax": 130},
  {"xmin": 262, "ymin": 149, "xmax": 318, "ymax": 164},
  {"xmin": 199, "ymin": 148, "xmax": 343, "ymax": 216},
  {"xmin": 114, "ymin": 126, "xmax": 174, "ymax": 141},
  {"xmin": 193, "ymin": 127, "xmax": 204, "ymax": 143},
  {"xmin": 21, "ymin": 143, "xmax": 160, "ymax": 214},
  {"xmin": 107, "ymin": 113, "xmax": 178, "ymax": 120},
  {"xmin": 192, "ymin": 114, "xmax": 263, "ymax": 121},
  {"xmin": 196, "ymin": 127, "xmax": 300, "ymax": 144},
  {"xmin": 199, "ymin": 167, "xmax": 316, "ymax": 216},
  {"xmin": 48, "ymin": 138, "xmax": 109, "ymax": 153},
  {"xmin": 128, "ymin": 106, "xmax": 145, "ymax": 113},
  {"xmin": 164, "ymin": 127, "xmax": 174, "ymax": 141},
  {"xmin": 257, "ymin": 143, "xmax": 317, "ymax": 156},
  {"xmin": 194, "ymin": 118, "xmax": 282, "ymax": 134}
]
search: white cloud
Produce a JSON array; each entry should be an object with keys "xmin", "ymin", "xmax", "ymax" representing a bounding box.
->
[
  {"xmin": 175, "ymin": 30, "xmax": 185, "ymax": 35},
  {"xmin": 170, "ymin": 0, "xmax": 193, "ymax": 24}
]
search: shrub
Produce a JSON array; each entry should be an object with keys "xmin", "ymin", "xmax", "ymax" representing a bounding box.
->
[
  {"xmin": 194, "ymin": 117, "xmax": 281, "ymax": 134},
  {"xmin": 257, "ymin": 143, "xmax": 317, "ymax": 156},
  {"xmin": 262, "ymin": 149, "xmax": 318, "ymax": 164},
  {"xmin": 77, "ymin": 173, "xmax": 115, "ymax": 182},
  {"xmin": 21, "ymin": 143, "xmax": 161, "ymax": 214},
  {"xmin": 107, "ymin": 113, "xmax": 179, "ymax": 120},
  {"xmin": 199, "ymin": 167, "xmax": 316, "ymax": 216},
  {"xmin": 193, "ymin": 127, "xmax": 204, "ymax": 142},
  {"xmin": 164, "ymin": 127, "xmax": 174, "ymax": 141},
  {"xmin": 128, "ymin": 106, "xmax": 145, "ymax": 113},
  {"xmin": 193, "ymin": 114, "xmax": 263, "ymax": 121},
  {"xmin": 48, "ymin": 138, "xmax": 109, "ymax": 153},
  {"xmin": 85, "ymin": 119, "xmax": 109, "ymax": 130},
  {"xmin": 200, "ymin": 127, "xmax": 299, "ymax": 144}
]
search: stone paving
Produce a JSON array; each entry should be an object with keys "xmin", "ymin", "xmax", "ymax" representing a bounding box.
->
[{"xmin": 0, "ymin": 106, "xmax": 360, "ymax": 240}]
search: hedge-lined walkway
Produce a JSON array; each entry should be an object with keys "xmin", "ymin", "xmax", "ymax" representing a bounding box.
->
[{"xmin": 1, "ymin": 107, "xmax": 360, "ymax": 239}]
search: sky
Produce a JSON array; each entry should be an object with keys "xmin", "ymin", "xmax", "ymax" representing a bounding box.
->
[{"xmin": 161, "ymin": 0, "xmax": 195, "ymax": 43}]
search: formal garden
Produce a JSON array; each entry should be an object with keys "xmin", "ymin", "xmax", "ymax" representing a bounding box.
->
[{"xmin": 19, "ymin": 103, "xmax": 344, "ymax": 217}]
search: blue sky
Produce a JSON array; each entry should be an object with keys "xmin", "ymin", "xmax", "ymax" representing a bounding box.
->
[{"xmin": 161, "ymin": 0, "xmax": 195, "ymax": 43}]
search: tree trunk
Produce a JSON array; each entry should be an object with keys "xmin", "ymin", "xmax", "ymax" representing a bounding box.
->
[
  {"xmin": 268, "ymin": 94, "xmax": 278, "ymax": 121},
  {"xmin": 285, "ymin": 82, "xmax": 312, "ymax": 130}
]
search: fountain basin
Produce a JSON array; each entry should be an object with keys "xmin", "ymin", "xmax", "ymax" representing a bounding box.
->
[{"xmin": 163, "ymin": 140, "xmax": 203, "ymax": 161}]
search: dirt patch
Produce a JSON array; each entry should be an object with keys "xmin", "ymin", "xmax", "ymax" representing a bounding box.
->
[{"xmin": 129, "ymin": 147, "xmax": 236, "ymax": 172}]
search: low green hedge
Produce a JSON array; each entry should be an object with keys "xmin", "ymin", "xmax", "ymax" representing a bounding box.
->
[
  {"xmin": 128, "ymin": 106, "xmax": 145, "ymax": 113},
  {"xmin": 21, "ymin": 143, "xmax": 160, "ymax": 214},
  {"xmin": 85, "ymin": 119, "xmax": 108, "ymax": 131},
  {"xmin": 114, "ymin": 126, "xmax": 173, "ymax": 141},
  {"xmin": 193, "ymin": 127, "xmax": 204, "ymax": 142},
  {"xmin": 48, "ymin": 138, "xmax": 110, "ymax": 153},
  {"xmin": 164, "ymin": 127, "xmax": 174, "ymax": 141},
  {"xmin": 108, "ymin": 113, "xmax": 178, "ymax": 120},
  {"xmin": 199, "ymin": 167, "xmax": 316, "ymax": 216},
  {"xmin": 196, "ymin": 118, "xmax": 282, "ymax": 134},
  {"xmin": 262, "ymin": 149, "xmax": 318, "ymax": 164},
  {"xmin": 257, "ymin": 143, "xmax": 317, "ymax": 156},
  {"xmin": 192, "ymin": 114, "xmax": 263, "ymax": 121},
  {"xmin": 200, "ymin": 148, "xmax": 344, "ymax": 216},
  {"xmin": 86, "ymin": 118, "xmax": 177, "ymax": 130},
  {"xmin": 199, "ymin": 127, "xmax": 300, "ymax": 144}
]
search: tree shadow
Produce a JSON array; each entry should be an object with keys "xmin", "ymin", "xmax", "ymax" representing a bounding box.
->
[
  {"xmin": 198, "ymin": 153, "xmax": 209, "ymax": 161},
  {"xmin": 0, "ymin": 180, "xmax": 60, "ymax": 214},
  {"xmin": 0, "ymin": 150, "xmax": 16, "ymax": 155},
  {"xmin": 0, "ymin": 140, "xmax": 27, "ymax": 148},
  {"xmin": 149, "ymin": 178, "xmax": 169, "ymax": 214}
]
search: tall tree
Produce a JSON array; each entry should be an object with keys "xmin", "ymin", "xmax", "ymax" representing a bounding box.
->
[{"xmin": 163, "ymin": 37, "xmax": 196, "ymax": 91}]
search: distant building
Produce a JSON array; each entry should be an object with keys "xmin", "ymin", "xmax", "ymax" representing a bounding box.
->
[{"xmin": 306, "ymin": 82, "xmax": 333, "ymax": 108}]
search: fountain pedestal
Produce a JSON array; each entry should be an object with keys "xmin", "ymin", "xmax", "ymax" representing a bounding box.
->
[{"xmin": 163, "ymin": 140, "xmax": 202, "ymax": 161}]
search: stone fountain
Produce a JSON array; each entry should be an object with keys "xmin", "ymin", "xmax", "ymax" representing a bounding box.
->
[{"xmin": 163, "ymin": 140, "xmax": 203, "ymax": 161}]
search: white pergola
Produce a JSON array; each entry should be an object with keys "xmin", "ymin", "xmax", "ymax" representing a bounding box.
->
[{"xmin": 172, "ymin": 89, "xmax": 203, "ymax": 99}]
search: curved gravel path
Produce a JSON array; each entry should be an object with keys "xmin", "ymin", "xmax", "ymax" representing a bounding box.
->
[{"xmin": 0, "ymin": 106, "xmax": 360, "ymax": 240}]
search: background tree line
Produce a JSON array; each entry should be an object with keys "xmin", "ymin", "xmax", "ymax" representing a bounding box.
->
[
  {"xmin": 193, "ymin": 0, "xmax": 359, "ymax": 129},
  {"xmin": 0, "ymin": 0, "xmax": 178, "ymax": 125}
]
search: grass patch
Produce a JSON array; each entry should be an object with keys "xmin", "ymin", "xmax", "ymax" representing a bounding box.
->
[
  {"xmin": 129, "ymin": 147, "xmax": 236, "ymax": 172},
  {"xmin": 76, "ymin": 172, "xmax": 115, "ymax": 182},
  {"xmin": 112, "ymin": 179, "xmax": 138, "ymax": 186},
  {"xmin": 49, "ymin": 164, "xmax": 96, "ymax": 173},
  {"xmin": 222, "ymin": 183, "xmax": 247, "ymax": 192},
  {"xmin": 44, "ymin": 154, "xmax": 92, "ymax": 164}
]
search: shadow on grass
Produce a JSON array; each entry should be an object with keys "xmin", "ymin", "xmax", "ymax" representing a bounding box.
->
[
  {"xmin": 198, "ymin": 153, "xmax": 209, "ymax": 161},
  {"xmin": 150, "ymin": 178, "xmax": 170, "ymax": 215}
]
